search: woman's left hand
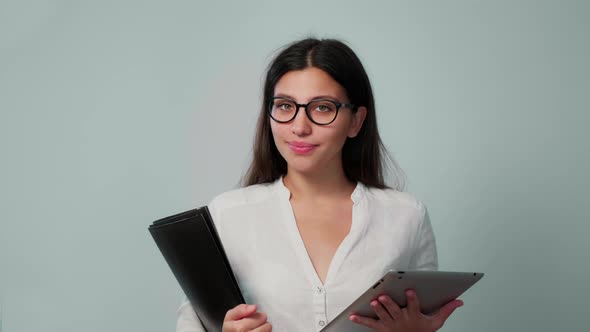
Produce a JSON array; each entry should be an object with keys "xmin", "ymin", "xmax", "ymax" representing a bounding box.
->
[{"xmin": 349, "ymin": 290, "xmax": 463, "ymax": 332}]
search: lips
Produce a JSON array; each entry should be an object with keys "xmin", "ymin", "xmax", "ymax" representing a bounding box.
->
[{"xmin": 288, "ymin": 141, "xmax": 318, "ymax": 154}]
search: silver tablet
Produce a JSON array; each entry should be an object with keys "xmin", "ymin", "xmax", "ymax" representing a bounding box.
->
[{"xmin": 321, "ymin": 270, "xmax": 484, "ymax": 332}]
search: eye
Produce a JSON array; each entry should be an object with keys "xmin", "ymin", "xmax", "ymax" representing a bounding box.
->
[
  {"xmin": 311, "ymin": 101, "xmax": 336, "ymax": 113},
  {"xmin": 273, "ymin": 99, "xmax": 295, "ymax": 112},
  {"xmin": 278, "ymin": 103, "xmax": 294, "ymax": 111}
]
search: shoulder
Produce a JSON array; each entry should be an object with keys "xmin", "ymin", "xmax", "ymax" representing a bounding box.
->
[
  {"xmin": 206, "ymin": 180, "xmax": 283, "ymax": 239},
  {"xmin": 208, "ymin": 181, "xmax": 279, "ymax": 215},
  {"xmin": 364, "ymin": 186, "xmax": 426, "ymax": 211},
  {"xmin": 363, "ymin": 186, "xmax": 427, "ymax": 219}
]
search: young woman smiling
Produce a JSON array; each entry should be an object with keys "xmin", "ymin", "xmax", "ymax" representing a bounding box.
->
[{"xmin": 176, "ymin": 38, "xmax": 463, "ymax": 332}]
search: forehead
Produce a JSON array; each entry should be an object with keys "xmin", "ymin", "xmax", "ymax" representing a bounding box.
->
[{"xmin": 274, "ymin": 67, "xmax": 348, "ymax": 102}]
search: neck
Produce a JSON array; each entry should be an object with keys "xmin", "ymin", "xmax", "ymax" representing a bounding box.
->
[{"xmin": 282, "ymin": 166, "xmax": 356, "ymax": 201}]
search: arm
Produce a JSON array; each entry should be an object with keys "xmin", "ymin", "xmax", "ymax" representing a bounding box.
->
[
  {"xmin": 408, "ymin": 204, "xmax": 438, "ymax": 271},
  {"xmin": 350, "ymin": 204, "xmax": 463, "ymax": 331},
  {"xmin": 176, "ymin": 198, "xmax": 270, "ymax": 332}
]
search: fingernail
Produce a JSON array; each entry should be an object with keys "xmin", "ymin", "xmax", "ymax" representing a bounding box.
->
[
  {"xmin": 371, "ymin": 300, "xmax": 378, "ymax": 306},
  {"xmin": 378, "ymin": 295, "xmax": 387, "ymax": 302}
]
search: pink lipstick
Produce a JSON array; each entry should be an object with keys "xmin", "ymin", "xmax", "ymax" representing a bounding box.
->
[{"xmin": 288, "ymin": 142, "xmax": 318, "ymax": 154}]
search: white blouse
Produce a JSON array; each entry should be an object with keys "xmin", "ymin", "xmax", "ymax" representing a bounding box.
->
[{"xmin": 176, "ymin": 177, "xmax": 438, "ymax": 332}]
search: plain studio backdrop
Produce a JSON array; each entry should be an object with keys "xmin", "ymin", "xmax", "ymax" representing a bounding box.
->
[{"xmin": 0, "ymin": 1, "xmax": 588, "ymax": 331}]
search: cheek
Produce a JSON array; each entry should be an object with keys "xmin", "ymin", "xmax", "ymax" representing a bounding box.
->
[
  {"xmin": 270, "ymin": 123, "xmax": 282, "ymax": 141},
  {"xmin": 322, "ymin": 124, "xmax": 351, "ymax": 146},
  {"xmin": 270, "ymin": 123, "xmax": 289, "ymax": 151}
]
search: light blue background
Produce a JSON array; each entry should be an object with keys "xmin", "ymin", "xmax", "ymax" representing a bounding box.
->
[{"xmin": 1, "ymin": 1, "xmax": 588, "ymax": 331}]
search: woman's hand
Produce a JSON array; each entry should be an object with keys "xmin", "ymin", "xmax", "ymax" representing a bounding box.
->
[
  {"xmin": 349, "ymin": 290, "xmax": 463, "ymax": 332},
  {"xmin": 222, "ymin": 304, "xmax": 272, "ymax": 332}
]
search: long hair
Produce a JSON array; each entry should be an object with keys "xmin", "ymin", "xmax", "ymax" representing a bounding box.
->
[{"xmin": 241, "ymin": 38, "xmax": 406, "ymax": 190}]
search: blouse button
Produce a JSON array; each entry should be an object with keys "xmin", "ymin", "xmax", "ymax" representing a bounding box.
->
[
  {"xmin": 319, "ymin": 320, "xmax": 326, "ymax": 327},
  {"xmin": 316, "ymin": 286, "xmax": 324, "ymax": 293}
]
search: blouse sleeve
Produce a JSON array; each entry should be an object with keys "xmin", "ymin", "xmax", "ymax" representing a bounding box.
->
[
  {"xmin": 408, "ymin": 204, "xmax": 439, "ymax": 271},
  {"xmin": 176, "ymin": 298, "xmax": 207, "ymax": 332}
]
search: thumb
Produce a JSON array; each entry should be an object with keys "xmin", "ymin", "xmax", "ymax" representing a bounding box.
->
[
  {"xmin": 434, "ymin": 299, "xmax": 463, "ymax": 325},
  {"xmin": 224, "ymin": 304, "xmax": 257, "ymax": 321}
]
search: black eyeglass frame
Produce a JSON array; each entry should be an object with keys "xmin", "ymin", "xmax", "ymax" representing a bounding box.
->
[{"xmin": 267, "ymin": 96, "xmax": 357, "ymax": 125}]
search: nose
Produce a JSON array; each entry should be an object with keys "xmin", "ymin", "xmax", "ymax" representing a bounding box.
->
[{"xmin": 290, "ymin": 105, "xmax": 312, "ymax": 136}]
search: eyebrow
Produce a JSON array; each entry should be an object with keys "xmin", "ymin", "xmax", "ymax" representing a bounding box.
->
[{"xmin": 274, "ymin": 93, "xmax": 342, "ymax": 102}]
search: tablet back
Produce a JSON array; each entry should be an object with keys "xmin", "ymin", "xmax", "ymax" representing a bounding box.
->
[{"xmin": 321, "ymin": 270, "xmax": 484, "ymax": 332}]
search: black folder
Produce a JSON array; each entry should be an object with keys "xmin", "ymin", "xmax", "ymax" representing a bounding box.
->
[{"xmin": 148, "ymin": 206, "xmax": 244, "ymax": 332}]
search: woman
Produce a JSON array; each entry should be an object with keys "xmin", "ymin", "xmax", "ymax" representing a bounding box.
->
[{"xmin": 177, "ymin": 38, "xmax": 463, "ymax": 332}]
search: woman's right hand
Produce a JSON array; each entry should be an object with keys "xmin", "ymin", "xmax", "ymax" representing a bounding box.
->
[{"xmin": 222, "ymin": 304, "xmax": 272, "ymax": 332}]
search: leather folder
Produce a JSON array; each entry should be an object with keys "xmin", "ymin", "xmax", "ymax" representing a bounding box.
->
[{"xmin": 149, "ymin": 206, "xmax": 244, "ymax": 332}]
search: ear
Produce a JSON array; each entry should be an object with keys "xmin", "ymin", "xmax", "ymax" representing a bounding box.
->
[{"xmin": 347, "ymin": 106, "xmax": 367, "ymax": 138}]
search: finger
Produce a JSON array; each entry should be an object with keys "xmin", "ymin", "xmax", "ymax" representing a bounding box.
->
[
  {"xmin": 370, "ymin": 299, "xmax": 394, "ymax": 325},
  {"xmin": 238, "ymin": 312, "xmax": 268, "ymax": 330},
  {"xmin": 377, "ymin": 295, "xmax": 402, "ymax": 320},
  {"xmin": 349, "ymin": 314, "xmax": 380, "ymax": 330},
  {"xmin": 406, "ymin": 289, "xmax": 421, "ymax": 314},
  {"xmin": 433, "ymin": 299, "xmax": 463, "ymax": 328},
  {"xmin": 252, "ymin": 322, "xmax": 273, "ymax": 332},
  {"xmin": 224, "ymin": 303, "xmax": 257, "ymax": 321},
  {"xmin": 228, "ymin": 312, "xmax": 268, "ymax": 331}
]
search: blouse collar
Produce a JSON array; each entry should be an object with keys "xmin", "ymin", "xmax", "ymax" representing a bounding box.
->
[{"xmin": 272, "ymin": 176, "xmax": 366, "ymax": 205}]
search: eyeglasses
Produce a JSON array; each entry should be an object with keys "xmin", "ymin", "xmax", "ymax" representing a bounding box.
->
[{"xmin": 267, "ymin": 97, "xmax": 356, "ymax": 125}]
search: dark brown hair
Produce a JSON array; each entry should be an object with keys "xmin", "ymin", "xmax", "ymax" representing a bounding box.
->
[{"xmin": 241, "ymin": 38, "xmax": 405, "ymax": 190}]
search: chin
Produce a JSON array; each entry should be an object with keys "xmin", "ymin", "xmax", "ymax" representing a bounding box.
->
[
  {"xmin": 284, "ymin": 158, "xmax": 319, "ymax": 174},
  {"xmin": 280, "ymin": 147, "xmax": 339, "ymax": 175}
]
